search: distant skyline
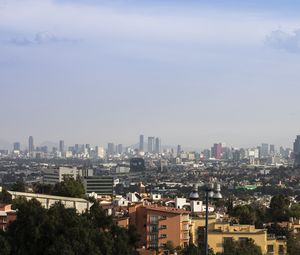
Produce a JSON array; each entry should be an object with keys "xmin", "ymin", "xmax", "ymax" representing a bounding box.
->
[{"xmin": 1, "ymin": 0, "xmax": 300, "ymax": 148}]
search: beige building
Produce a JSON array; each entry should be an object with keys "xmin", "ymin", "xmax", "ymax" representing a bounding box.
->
[
  {"xmin": 8, "ymin": 191, "xmax": 91, "ymax": 214},
  {"xmin": 190, "ymin": 215, "xmax": 286, "ymax": 255}
]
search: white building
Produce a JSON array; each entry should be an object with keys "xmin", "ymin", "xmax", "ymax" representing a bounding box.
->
[
  {"xmin": 126, "ymin": 192, "xmax": 141, "ymax": 202},
  {"xmin": 8, "ymin": 191, "xmax": 91, "ymax": 214},
  {"xmin": 150, "ymin": 194, "xmax": 162, "ymax": 201},
  {"xmin": 43, "ymin": 166, "xmax": 80, "ymax": 185}
]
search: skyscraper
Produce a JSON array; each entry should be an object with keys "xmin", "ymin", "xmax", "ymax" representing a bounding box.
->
[
  {"xmin": 107, "ymin": 143, "xmax": 115, "ymax": 156},
  {"xmin": 261, "ymin": 143, "xmax": 269, "ymax": 158},
  {"xmin": 155, "ymin": 137, "xmax": 161, "ymax": 154},
  {"xmin": 212, "ymin": 143, "xmax": 222, "ymax": 160},
  {"xmin": 117, "ymin": 144, "xmax": 123, "ymax": 154},
  {"xmin": 59, "ymin": 140, "xmax": 64, "ymax": 153},
  {"xmin": 294, "ymin": 135, "xmax": 300, "ymax": 167},
  {"xmin": 13, "ymin": 142, "xmax": 21, "ymax": 151},
  {"xmin": 28, "ymin": 136, "xmax": 34, "ymax": 153},
  {"xmin": 147, "ymin": 137, "xmax": 155, "ymax": 153},
  {"xmin": 139, "ymin": 135, "xmax": 144, "ymax": 151},
  {"xmin": 177, "ymin": 145, "xmax": 182, "ymax": 156},
  {"xmin": 270, "ymin": 144, "xmax": 275, "ymax": 155}
]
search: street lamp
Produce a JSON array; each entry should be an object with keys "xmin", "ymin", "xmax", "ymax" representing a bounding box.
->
[{"xmin": 204, "ymin": 183, "xmax": 222, "ymax": 255}]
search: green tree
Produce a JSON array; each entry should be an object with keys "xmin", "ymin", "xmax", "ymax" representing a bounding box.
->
[
  {"xmin": 11, "ymin": 179, "xmax": 26, "ymax": 192},
  {"xmin": 52, "ymin": 177, "xmax": 85, "ymax": 198},
  {"xmin": 287, "ymin": 233, "xmax": 300, "ymax": 255},
  {"xmin": 230, "ymin": 205, "xmax": 257, "ymax": 225},
  {"xmin": 2, "ymin": 198, "xmax": 139, "ymax": 255},
  {"xmin": 289, "ymin": 203, "xmax": 300, "ymax": 219},
  {"xmin": 268, "ymin": 194, "xmax": 290, "ymax": 222},
  {"xmin": 0, "ymin": 232, "xmax": 10, "ymax": 255},
  {"xmin": 164, "ymin": 241, "xmax": 175, "ymax": 253},
  {"xmin": 0, "ymin": 188, "xmax": 12, "ymax": 204}
]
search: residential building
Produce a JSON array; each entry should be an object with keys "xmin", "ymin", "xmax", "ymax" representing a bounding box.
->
[
  {"xmin": 129, "ymin": 204, "xmax": 190, "ymax": 251},
  {"xmin": 0, "ymin": 204, "xmax": 17, "ymax": 231},
  {"xmin": 190, "ymin": 217, "xmax": 287, "ymax": 255}
]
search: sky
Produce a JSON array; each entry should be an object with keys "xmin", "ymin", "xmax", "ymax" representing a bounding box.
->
[{"xmin": 1, "ymin": 0, "xmax": 300, "ymax": 150}]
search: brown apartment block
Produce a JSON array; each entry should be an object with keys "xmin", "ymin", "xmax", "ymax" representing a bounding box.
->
[
  {"xmin": 0, "ymin": 204, "xmax": 17, "ymax": 231},
  {"xmin": 129, "ymin": 204, "xmax": 190, "ymax": 251}
]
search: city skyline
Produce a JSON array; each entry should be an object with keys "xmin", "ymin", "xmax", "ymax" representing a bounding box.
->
[
  {"xmin": 1, "ymin": 0, "xmax": 300, "ymax": 149},
  {"xmin": 0, "ymin": 134, "xmax": 295, "ymax": 152}
]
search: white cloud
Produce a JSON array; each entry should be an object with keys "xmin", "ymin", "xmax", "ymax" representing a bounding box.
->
[
  {"xmin": 8, "ymin": 31, "xmax": 79, "ymax": 46},
  {"xmin": 0, "ymin": 0, "xmax": 295, "ymax": 46},
  {"xmin": 265, "ymin": 28, "xmax": 300, "ymax": 52}
]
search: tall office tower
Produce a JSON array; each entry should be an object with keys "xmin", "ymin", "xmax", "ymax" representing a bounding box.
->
[
  {"xmin": 117, "ymin": 144, "xmax": 123, "ymax": 154},
  {"xmin": 28, "ymin": 136, "xmax": 34, "ymax": 153},
  {"xmin": 294, "ymin": 136, "xmax": 300, "ymax": 167},
  {"xmin": 177, "ymin": 145, "xmax": 182, "ymax": 155},
  {"xmin": 59, "ymin": 140, "xmax": 64, "ymax": 153},
  {"xmin": 147, "ymin": 137, "xmax": 155, "ymax": 153},
  {"xmin": 212, "ymin": 143, "xmax": 222, "ymax": 160},
  {"xmin": 139, "ymin": 135, "xmax": 144, "ymax": 151},
  {"xmin": 95, "ymin": 146, "xmax": 105, "ymax": 159},
  {"xmin": 261, "ymin": 143, "xmax": 269, "ymax": 158},
  {"xmin": 270, "ymin": 144, "xmax": 275, "ymax": 155},
  {"xmin": 155, "ymin": 137, "xmax": 161, "ymax": 154},
  {"xmin": 232, "ymin": 149, "xmax": 241, "ymax": 161},
  {"xmin": 13, "ymin": 142, "xmax": 21, "ymax": 151},
  {"xmin": 107, "ymin": 142, "xmax": 115, "ymax": 156}
]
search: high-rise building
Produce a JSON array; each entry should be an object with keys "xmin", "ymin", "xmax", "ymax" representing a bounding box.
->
[
  {"xmin": 154, "ymin": 137, "xmax": 161, "ymax": 154},
  {"xmin": 147, "ymin": 137, "xmax": 155, "ymax": 153},
  {"xmin": 139, "ymin": 135, "xmax": 144, "ymax": 151},
  {"xmin": 211, "ymin": 143, "xmax": 222, "ymax": 160},
  {"xmin": 261, "ymin": 143, "xmax": 269, "ymax": 158},
  {"xmin": 177, "ymin": 145, "xmax": 182, "ymax": 156},
  {"xmin": 59, "ymin": 140, "xmax": 64, "ymax": 153},
  {"xmin": 107, "ymin": 143, "xmax": 115, "ymax": 156},
  {"xmin": 28, "ymin": 136, "xmax": 34, "ymax": 153},
  {"xmin": 294, "ymin": 136, "xmax": 300, "ymax": 167},
  {"xmin": 117, "ymin": 144, "xmax": 123, "ymax": 154},
  {"xmin": 95, "ymin": 146, "xmax": 105, "ymax": 159},
  {"xmin": 270, "ymin": 144, "xmax": 275, "ymax": 155},
  {"xmin": 13, "ymin": 142, "xmax": 21, "ymax": 151}
]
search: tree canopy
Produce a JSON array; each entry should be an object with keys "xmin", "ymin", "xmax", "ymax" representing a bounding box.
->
[{"xmin": 0, "ymin": 199, "xmax": 139, "ymax": 255}]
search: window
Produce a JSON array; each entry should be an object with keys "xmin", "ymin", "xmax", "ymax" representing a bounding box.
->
[
  {"xmin": 223, "ymin": 237, "xmax": 233, "ymax": 244},
  {"xmin": 279, "ymin": 245, "xmax": 284, "ymax": 254},
  {"xmin": 160, "ymin": 234, "xmax": 167, "ymax": 238},
  {"xmin": 160, "ymin": 225, "xmax": 167, "ymax": 229},
  {"xmin": 183, "ymin": 224, "xmax": 189, "ymax": 231},
  {"xmin": 150, "ymin": 215, "xmax": 158, "ymax": 224},
  {"xmin": 267, "ymin": 245, "xmax": 274, "ymax": 253},
  {"xmin": 239, "ymin": 237, "xmax": 248, "ymax": 243},
  {"xmin": 149, "ymin": 225, "xmax": 158, "ymax": 233}
]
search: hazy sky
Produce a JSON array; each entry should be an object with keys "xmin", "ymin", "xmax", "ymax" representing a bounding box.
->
[{"xmin": 1, "ymin": 0, "xmax": 300, "ymax": 149}]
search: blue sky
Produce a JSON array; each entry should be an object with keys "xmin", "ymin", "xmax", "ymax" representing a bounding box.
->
[{"xmin": 1, "ymin": 0, "xmax": 300, "ymax": 149}]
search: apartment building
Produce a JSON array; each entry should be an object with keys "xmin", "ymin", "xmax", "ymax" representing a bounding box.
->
[
  {"xmin": 190, "ymin": 217, "xmax": 286, "ymax": 255},
  {"xmin": 129, "ymin": 204, "xmax": 190, "ymax": 251},
  {"xmin": 0, "ymin": 204, "xmax": 16, "ymax": 231}
]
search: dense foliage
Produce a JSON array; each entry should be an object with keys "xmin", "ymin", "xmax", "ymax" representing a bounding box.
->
[
  {"xmin": 33, "ymin": 177, "xmax": 86, "ymax": 198},
  {"xmin": 0, "ymin": 199, "xmax": 140, "ymax": 255}
]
